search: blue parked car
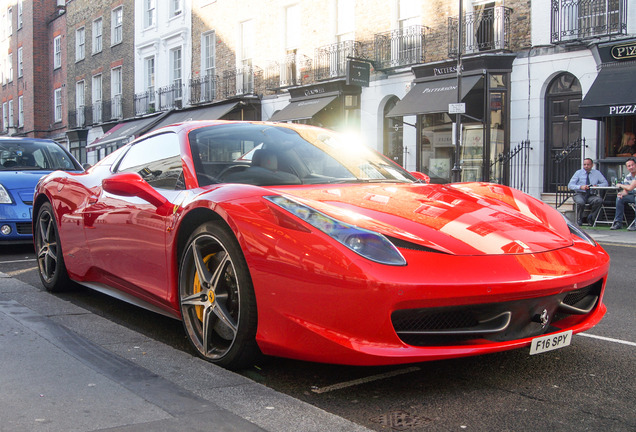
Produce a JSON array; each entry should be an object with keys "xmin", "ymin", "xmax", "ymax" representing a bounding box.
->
[{"xmin": 0, "ymin": 137, "xmax": 83, "ymax": 244}]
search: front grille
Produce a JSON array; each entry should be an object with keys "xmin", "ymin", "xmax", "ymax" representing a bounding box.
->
[
  {"xmin": 16, "ymin": 223, "xmax": 32, "ymax": 235},
  {"xmin": 392, "ymin": 279, "xmax": 603, "ymax": 347}
]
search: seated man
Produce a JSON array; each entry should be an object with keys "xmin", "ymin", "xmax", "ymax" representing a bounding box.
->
[
  {"xmin": 568, "ymin": 158, "xmax": 608, "ymax": 226},
  {"xmin": 611, "ymin": 157, "xmax": 636, "ymax": 231}
]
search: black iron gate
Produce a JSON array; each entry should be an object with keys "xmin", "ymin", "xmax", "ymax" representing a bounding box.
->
[
  {"xmin": 553, "ymin": 138, "xmax": 586, "ymax": 208},
  {"xmin": 489, "ymin": 140, "xmax": 532, "ymax": 193}
]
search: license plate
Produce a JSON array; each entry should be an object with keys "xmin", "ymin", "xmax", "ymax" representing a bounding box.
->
[{"xmin": 529, "ymin": 330, "xmax": 573, "ymax": 355}]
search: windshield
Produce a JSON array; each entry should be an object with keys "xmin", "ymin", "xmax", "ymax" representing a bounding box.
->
[
  {"xmin": 189, "ymin": 123, "xmax": 416, "ymax": 186},
  {"xmin": 0, "ymin": 140, "xmax": 80, "ymax": 171}
]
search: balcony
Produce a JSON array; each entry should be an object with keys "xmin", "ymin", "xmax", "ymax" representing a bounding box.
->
[
  {"xmin": 110, "ymin": 95, "xmax": 123, "ymax": 120},
  {"xmin": 551, "ymin": 0, "xmax": 627, "ymax": 44},
  {"xmin": 134, "ymin": 88, "xmax": 155, "ymax": 116},
  {"xmin": 221, "ymin": 65, "xmax": 261, "ymax": 98},
  {"xmin": 189, "ymin": 73, "xmax": 218, "ymax": 105},
  {"xmin": 314, "ymin": 40, "xmax": 362, "ymax": 81},
  {"xmin": 265, "ymin": 53, "xmax": 313, "ymax": 90},
  {"xmin": 448, "ymin": 6, "xmax": 512, "ymax": 56},
  {"xmin": 374, "ymin": 25, "xmax": 427, "ymax": 70},
  {"xmin": 157, "ymin": 82, "xmax": 184, "ymax": 111}
]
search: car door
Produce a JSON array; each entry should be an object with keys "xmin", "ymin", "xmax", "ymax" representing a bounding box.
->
[{"xmin": 82, "ymin": 132, "xmax": 184, "ymax": 304}]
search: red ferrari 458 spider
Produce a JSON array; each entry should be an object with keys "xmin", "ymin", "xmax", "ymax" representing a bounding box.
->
[{"xmin": 33, "ymin": 121, "xmax": 609, "ymax": 369}]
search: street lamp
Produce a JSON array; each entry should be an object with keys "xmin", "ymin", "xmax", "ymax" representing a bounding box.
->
[{"xmin": 451, "ymin": 0, "xmax": 463, "ymax": 183}]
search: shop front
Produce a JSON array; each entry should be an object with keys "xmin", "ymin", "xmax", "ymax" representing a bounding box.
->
[
  {"xmin": 580, "ymin": 38, "xmax": 636, "ymax": 181},
  {"xmin": 269, "ymin": 80, "xmax": 361, "ymax": 132},
  {"xmin": 387, "ymin": 54, "xmax": 515, "ymax": 183}
]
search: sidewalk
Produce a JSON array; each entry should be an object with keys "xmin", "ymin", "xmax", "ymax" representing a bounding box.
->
[
  {"xmin": 581, "ymin": 226, "xmax": 636, "ymax": 246},
  {"xmin": 0, "ymin": 274, "xmax": 371, "ymax": 432}
]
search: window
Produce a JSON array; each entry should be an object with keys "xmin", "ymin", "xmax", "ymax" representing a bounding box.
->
[
  {"xmin": 92, "ymin": 18, "xmax": 103, "ymax": 54},
  {"xmin": 76, "ymin": 27, "xmax": 85, "ymax": 61},
  {"xmin": 17, "ymin": 0, "xmax": 22, "ymax": 29},
  {"xmin": 202, "ymin": 32, "xmax": 215, "ymax": 76},
  {"xmin": 7, "ymin": 7, "xmax": 12, "ymax": 35},
  {"xmin": 336, "ymin": 0, "xmax": 355, "ymax": 42},
  {"xmin": 18, "ymin": 96, "xmax": 23, "ymax": 127},
  {"xmin": 144, "ymin": 0, "xmax": 156, "ymax": 28},
  {"xmin": 144, "ymin": 56, "xmax": 155, "ymax": 93},
  {"xmin": 54, "ymin": 36, "xmax": 61, "ymax": 69},
  {"xmin": 171, "ymin": 0, "xmax": 182, "ymax": 17},
  {"xmin": 117, "ymin": 133, "xmax": 184, "ymax": 190},
  {"xmin": 239, "ymin": 20, "xmax": 253, "ymax": 94},
  {"xmin": 144, "ymin": 56, "xmax": 156, "ymax": 109},
  {"xmin": 7, "ymin": 53, "xmax": 13, "ymax": 82},
  {"xmin": 111, "ymin": 67, "xmax": 123, "ymax": 119},
  {"xmin": 8, "ymin": 99, "xmax": 14, "ymax": 127},
  {"xmin": 283, "ymin": 5, "xmax": 300, "ymax": 86},
  {"xmin": 17, "ymin": 47, "xmax": 22, "ymax": 78},
  {"xmin": 112, "ymin": 7, "xmax": 123, "ymax": 45},
  {"xmin": 170, "ymin": 48, "xmax": 183, "ymax": 102},
  {"xmin": 76, "ymin": 80, "xmax": 85, "ymax": 127},
  {"xmin": 92, "ymin": 74, "xmax": 102, "ymax": 123},
  {"xmin": 2, "ymin": 103, "xmax": 7, "ymax": 131},
  {"xmin": 54, "ymin": 89, "xmax": 62, "ymax": 123}
]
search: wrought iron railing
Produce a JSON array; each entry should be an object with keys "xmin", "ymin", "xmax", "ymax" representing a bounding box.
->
[
  {"xmin": 110, "ymin": 95, "xmax": 123, "ymax": 120},
  {"xmin": 157, "ymin": 82, "xmax": 184, "ymax": 111},
  {"xmin": 314, "ymin": 40, "xmax": 362, "ymax": 81},
  {"xmin": 92, "ymin": 102, "xmax": 103, "ymax": 124},
  {"xmin": 265, "ymin": 53, "xmax": 313, "ymax": 89},
  {"xmin": 221, "ymin": 65, "xmax": 261, "ymax": 98},
  {"xmin": 68, "ymin": 105, "xmax": 90, "ymax": 128},
  {"xmin": 551, "ymin": 0, "xmax": 627, "ymax": 43},
  {"xmin": 374, "ymin": 25, "xmax": 427, "ymax": 70},
  {"xmin": 489, "ymin": 140, "xmax": 532, "ymax": 193},
  {"xmin": 448, "ymin": 6, "xmax": 512, "ymax": 56},
  {"xmin": 134, "ymin": 89, "xmax": 156, "ymax": 116},
  {"xmin": 553, "ymin": 138, "xmax": 586, "ymax": 208},
  {"xmin": 189, "ymin": 73, "xmax": 218, "ymax": 105}
]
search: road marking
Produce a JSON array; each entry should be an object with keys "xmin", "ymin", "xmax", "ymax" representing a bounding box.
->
[
  {"xmin": 4, "ymin": 267, "xmax": 38, "ymax": 277},
  {"xmin": 311, "ymin": 366, "xmax": 420, "ymax": 394},
  {"xmin": 596, "ymin": 241, "xmax": 636, "ymax": 249},
  {"xmin": 580, "ymin": 332, "xmax": 636, "ymax": 347},
  {"xmin": 0, "ymin": 258, "xmax": 37, "ymax": 264}
]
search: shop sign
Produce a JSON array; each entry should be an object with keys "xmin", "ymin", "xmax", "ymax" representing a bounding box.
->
[
  {"xmin": 609, "ymin": 104, "xmax": 636, "ymax": 115},
  {"xmin": 346, "ymin": 60, "xmax": 370, "ymax": 87},
  {"xmin": 304, "ymin": 87, "xmax": 325, "ymax": 97},
  {"xmin": 611, "ymin": 42, "xmax": 636, "ymax": 60}
]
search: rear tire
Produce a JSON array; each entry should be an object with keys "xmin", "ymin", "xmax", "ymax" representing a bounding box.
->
[
  {"xmin": 178, "ymin": 221, "xmax": 260, "ymax": 369},
  {"xmin": 35, "ymin": 202, "xmax": 71, "ymax": 292}
]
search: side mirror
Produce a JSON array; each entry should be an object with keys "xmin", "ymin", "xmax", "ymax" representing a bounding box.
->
[
  {"xmin": 102, "ymin": 172, "xmax": 169, "ymax": 209},
  {"xmin": 411, "ymin": 171, "xmax": 430, "ymax": 184}
]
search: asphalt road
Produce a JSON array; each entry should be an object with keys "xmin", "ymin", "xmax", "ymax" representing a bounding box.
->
[{"xmin": 1, "ymin": 242, "xmax": 634, "ymax": 432}]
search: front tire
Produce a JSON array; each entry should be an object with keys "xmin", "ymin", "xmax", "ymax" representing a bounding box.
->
[
  {"xmin": 179, "ymin": 221, "xmax": 259, "ymax": 369},
  {"xmin": 35, "ymin": 202, "xmax": 71, "ymax": 292}
]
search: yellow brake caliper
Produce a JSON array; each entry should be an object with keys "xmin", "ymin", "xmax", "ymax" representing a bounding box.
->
[{"xmin": 193, "ymin": 253, "xmax": 216, "ymax": 322}]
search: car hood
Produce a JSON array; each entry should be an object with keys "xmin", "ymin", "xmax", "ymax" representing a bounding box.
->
[
  {"xmin": 272, "ymin": 182, "xmax": 573, "ymax": 256},
  {"xmin": 0, "ymin": 170, "xmax": 53, "ymax": 200}
]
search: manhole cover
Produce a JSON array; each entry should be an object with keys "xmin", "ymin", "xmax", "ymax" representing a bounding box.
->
[{"xmin": 369, "ymin": 410, "xmax": 431, "ymax": 431}]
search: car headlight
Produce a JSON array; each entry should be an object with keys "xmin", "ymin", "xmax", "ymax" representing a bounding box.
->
[
  {"xmin": 265, "ymin": 195, "xmax": 407, "ymax": 266},
  {"xmin": 561, "ymin": 213, "xmax": 596, "ymax": 246},
  {"xmin": 0, "ymin": 184, "xmax": 13, "ymax": 204}
]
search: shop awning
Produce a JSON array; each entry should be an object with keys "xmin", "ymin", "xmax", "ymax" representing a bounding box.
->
[
  {"xmin": 87, "ymin": 115, "xmax": 161, "ymax": 150},
  {"xmin": 579, "ymin": 65, "xmax": 636, "ymax": 119},
  {"xmin": 387, "ymin": 75, "xmax": 482, "ymax": 117},
  {"xmin": 146, "ymin": 101, "xmax": 241, "ymax": 132},
  {"xmin": 269, "ymin": 95, "xmax": 338, "ymax": 122}
]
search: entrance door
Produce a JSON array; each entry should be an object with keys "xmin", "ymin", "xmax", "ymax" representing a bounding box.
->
[
  {"xmin": 384, "ymin": 97, "xmax": 404, "ymax": 166},
  {"xmin": 544, "ymin": 73, "xmax": 582, "ymax": 193}
]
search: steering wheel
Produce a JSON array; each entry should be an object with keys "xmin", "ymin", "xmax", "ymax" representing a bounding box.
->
[{"xmin": 217, "ymin": 164, "xmax": 249, "ymax": 181}]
